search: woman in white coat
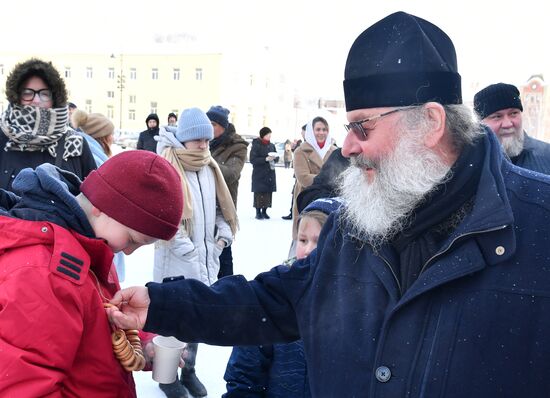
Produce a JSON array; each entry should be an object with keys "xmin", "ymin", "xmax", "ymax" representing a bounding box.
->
[{"xmin": 154, "ymin": 107, "xmax": 238, "ymax": 398}]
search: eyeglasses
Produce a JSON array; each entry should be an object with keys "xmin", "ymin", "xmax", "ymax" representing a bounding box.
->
[
  {"xmin": 344, "ymin": 107, "xmax": 408, "ymax": 141},
  {"xmin": 20, "ymin": 88, "xmax": 52, "ymax": 102}
]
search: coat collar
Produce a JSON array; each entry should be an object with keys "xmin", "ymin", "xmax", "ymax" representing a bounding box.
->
[
  {"xmin": 344, "ymin": 129, "xmax": 517, "ymax": 303},
  {"xmin": 0, "ymin": 216, "xmax": 116, "ymax": 291}
]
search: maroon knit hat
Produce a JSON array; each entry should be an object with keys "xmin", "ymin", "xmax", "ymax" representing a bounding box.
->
[{"xmin": 81, "ymin": 150, "xmax": 183, "ymax": 240}]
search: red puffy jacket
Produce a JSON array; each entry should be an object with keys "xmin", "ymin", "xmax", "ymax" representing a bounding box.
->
[{"xmin": 0, "ymin": 216, "xmax": 139, "ymax": 397}]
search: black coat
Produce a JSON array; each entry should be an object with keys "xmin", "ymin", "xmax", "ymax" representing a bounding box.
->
[
  {"xmin": 250, "ymin": 138, "xmax": 277, "ymax": 193},
  {"xmin": 144, "ymin": 132, "xmax": 550, "ymax": 397},
  {"xmin": 510, "ymin": 133, "xmax": 550, "ymax": 174},
  {"xmin": 296, "ymin": 148, "xmax": 350, "ymax": 213},
  {"xmin": 0, "ymin": 133, "xmax": 96, "ymax": 192},
  {"xmin": 137, "ymin": 128, "xmax": 159, "ymax": 153}
]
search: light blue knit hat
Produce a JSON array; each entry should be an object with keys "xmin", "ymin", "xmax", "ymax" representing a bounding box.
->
[{"xmin": 175, "ymin": 107, "xmax": 214, "ymax": 143}]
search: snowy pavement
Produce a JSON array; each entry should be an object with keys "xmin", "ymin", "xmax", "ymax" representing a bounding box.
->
[{"xmin": 121, "ymin": 163, "xmax": 296, "ymax": 397}]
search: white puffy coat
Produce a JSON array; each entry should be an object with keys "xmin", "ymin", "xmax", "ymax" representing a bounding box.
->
[{"xmin": 153, "ymin": 165, "xmax": 233, "ymax": 286}]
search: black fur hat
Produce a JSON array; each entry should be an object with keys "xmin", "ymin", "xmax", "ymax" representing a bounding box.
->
[{"xmin": 5, "ymin": 58, "xmax": 68, "ymax": 108}]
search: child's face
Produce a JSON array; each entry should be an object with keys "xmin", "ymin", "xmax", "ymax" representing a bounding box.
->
[
  {"xmin": 93, "ymin": 212, "xmax": 157, "ymax": 254},
  {"xmin": 296, "ymin": 217, "xmax": 323, "ymax": 259}
]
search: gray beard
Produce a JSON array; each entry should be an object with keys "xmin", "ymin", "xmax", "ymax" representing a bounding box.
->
[
  {"xmin": 500, "ymin": 130, "xmax": 524, "ymax": 158},
  {"xmin": 338, "ymin": 131, "xmax": 452, "ymax": 248}
]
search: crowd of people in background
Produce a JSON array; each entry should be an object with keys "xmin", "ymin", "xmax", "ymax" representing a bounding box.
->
[{"xmin": 3, "ymin": 9, "xmax": 550, "ymax": 398}]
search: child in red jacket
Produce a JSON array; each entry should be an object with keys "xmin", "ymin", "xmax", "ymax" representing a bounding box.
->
[{"xmin": 0, "ymin": 150, "xmax": 183, "ymax": 397}]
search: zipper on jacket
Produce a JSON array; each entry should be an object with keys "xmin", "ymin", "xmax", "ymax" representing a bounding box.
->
[
  {"xmin": 379, "ymin": 254, "xmax": 403, "ymax": 297},
  {"xmin": 196, "ymin": 171, "xmax": 210, "ymax": 281},
  {"xmin": 377, "ymin": 224, "xmax": 508, "ymax": 297},
  {"xmin": 419, "ymin": 224, "xmax": 508, "ymax": 275}
]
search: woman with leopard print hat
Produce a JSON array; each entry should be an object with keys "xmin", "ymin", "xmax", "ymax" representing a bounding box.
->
[{"xmin": 0, "ymin": 58, "xmax": 96, "ymax": 191}]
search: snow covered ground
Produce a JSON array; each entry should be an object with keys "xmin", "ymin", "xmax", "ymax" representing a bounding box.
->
[{"xmin": 121, "ymin": 163, "xmax": 296, "ymax": 397}]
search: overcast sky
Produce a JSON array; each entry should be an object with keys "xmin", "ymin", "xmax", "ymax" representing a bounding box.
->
[{"xmin": 3, "ymin": 0, "xmax": 547, "ymax": 101}]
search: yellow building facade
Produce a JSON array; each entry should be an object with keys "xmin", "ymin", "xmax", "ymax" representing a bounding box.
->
[
  {"xmin": 0, "ymin": 50, "xmax": 345, "ymax": 142},
  {"xmin": 0, "ymin": 52, "xmax": 223, "ymax": 132}
]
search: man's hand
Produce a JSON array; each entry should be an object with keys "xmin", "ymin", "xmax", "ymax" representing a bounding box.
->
[{"xmin": 107, "ymin": 286, "xmax": 150, "ymax": 330}]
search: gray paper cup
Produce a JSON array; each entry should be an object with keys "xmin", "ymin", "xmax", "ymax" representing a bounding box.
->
[{"xmin": 152, "ymin": 336, "xmax": 186, "ymax": 383}]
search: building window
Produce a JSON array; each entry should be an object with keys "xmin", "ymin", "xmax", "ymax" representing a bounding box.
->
[
  {"xmin": 150, "ymin": 101, "xmax": 157, "ymax": 114},
  {"xmin": 173, "ymin": 68, "xmax": 180, "ymax": 80},
  {"xmin": 86, "ymin": 67, "xmax": 93, "ymax": 79},
  {"xmin": 195, "ymin": 68, "xmax": 203, "ymax": 80},
  {"xmin": 108, "ymin": 68, "xmax": 115, "ymax": 79},
  {"xmin": 130, "ymin": 68, "xmax": 137, "ymax": 80},
  {"xmin": 107, "ymin": 91, "xmax": 115, "ymax": 98},
  {"xmin": 129, "ymin": 95, "xmax": 136, "ymax": 104},
  {"xmin": 152, "ymin": 68, "xmax": 159, "ymax": 80},
  {"xmin": 129, "ymin": 109, "xmax": 136, "ymax": 120},
  {"xmin": 107, "ymin": 105, "xmax": 114, "ymax": 119},
  {"xmin": 85, "ymin": 99, "xmax": 92, "ymax": 113},
  {"xmin": 65, "ymin": 67, "xmax": 71, "ymax": 78}
]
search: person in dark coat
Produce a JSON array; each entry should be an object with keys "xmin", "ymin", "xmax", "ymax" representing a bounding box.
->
[
  {"xmin": 223, "ymin": 198, "xmax": 342, "ymax": 398},
  {"xmin": 296, "ymin": 148, "xmax": 350, "ymax": 213},
  {"xmin": 137, "ymin": 113, "xmax": 160, "ymax": 152},
  {"xmin": 110, "ymin": 12, "xmax": 550, "ymax": 397},
  {"xmin": 0, "ymin": 58, "xmax": 96, "ymax": 191},
  {"xmin": 207, "ymin": 105, "xmax": 249, "ymax": 279},
  {"xmin": 474, "ymin": 82, "xmax": 550, "ymax": 174},
  {"xmin": 250, "ymin": 127, "xmax": 278, "ymax": 220}
]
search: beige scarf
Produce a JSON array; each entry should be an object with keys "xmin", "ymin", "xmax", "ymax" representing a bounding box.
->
[{"xmin": 162, "ymin": 147, "xmax": 238, "ymax": 237}]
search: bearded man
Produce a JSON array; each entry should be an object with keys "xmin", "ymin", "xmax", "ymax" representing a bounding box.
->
[
  {"xmin": 108, "ymin": 12, "xmax": 550, "ymax": 397},
  {"xmin": 474, "ymin": 82, "xmax": 550, "ymax": 174}
]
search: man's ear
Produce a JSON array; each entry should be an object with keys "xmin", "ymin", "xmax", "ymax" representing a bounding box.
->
[{"xmin": 423, "ymin": 102, "xmax": 447, "ymax": 149}]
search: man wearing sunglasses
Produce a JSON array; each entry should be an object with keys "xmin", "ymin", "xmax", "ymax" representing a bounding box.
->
[
  {"xmin": 0, "ymin": 58, "xmax": 96, "ymax": 191},
  {"xmin": 109, "ymin": 12, "xmax": 550, "ymax": 397}
]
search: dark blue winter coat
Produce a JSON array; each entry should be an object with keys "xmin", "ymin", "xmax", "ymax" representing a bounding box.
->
[
  {"xmin": 144, "ymin": 131, "xmax": 550, "ymax": 397},
  {"xmin": 511, "ymin": 133, "xmax": 550, "ymax": 175},
  {"xmin": 223, "ymin": 341, "xmax": 310, "ymax": 398},
  {"xmin": 250, "ymin": 138, "xmax": 277, "ymax": 193}
]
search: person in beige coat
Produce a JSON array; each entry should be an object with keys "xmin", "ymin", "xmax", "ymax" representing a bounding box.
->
[{"xmin": 291, "ymin": 116, "xmax": 337, "ymax": 241}]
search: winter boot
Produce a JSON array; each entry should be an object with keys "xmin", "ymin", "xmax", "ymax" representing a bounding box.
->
[
  {"xmin": 180, "ymin": 368, "xmax": 207, "ymax": 397},
  {"xmin": 255, "ymin": 208, "xmax": 263, "ymax": 219},
  {"xmin": 261, "ymin": 208, "xmax": 270, "ymax": 219},
  {"xmin": 281, "ymin": 212, "xmax": 292, "ymax": 220},
  {"xmin": 159, "ymin": 376, "xmax": 189, "ymax": 398}
]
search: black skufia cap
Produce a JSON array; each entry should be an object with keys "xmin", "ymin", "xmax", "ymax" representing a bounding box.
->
[
  {"xmin": 473, "ymin": 83, "xmax": 523, "ymax": 120},
  {"xmin": 343, "ymin": 11, "xmax": 462, "ymax": 111}
]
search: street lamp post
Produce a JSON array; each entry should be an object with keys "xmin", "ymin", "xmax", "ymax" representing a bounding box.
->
[{"xmin": 116, "ymin": 54, "xmax": 125, "ymax": 130}]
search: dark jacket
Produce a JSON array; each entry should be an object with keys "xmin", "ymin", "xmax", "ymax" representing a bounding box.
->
[
  {"xmin": 250, "ymin": 138, "xmax": 277, "ymax": 193},
  {"xmin": 0, "ymin": 132, "xmax": 96, "ymax": 191},
  {"xmin": 210, "ymin": 124, "xmax": 249, "ymax": 207},
  {"xmin": 223, "ymin": 341, "xmax": 310, "ymax": 398},
  {"xmin": 143, "ymin": 131, "xmax": 550, "ymax": 397},
  {"xmin": 296, "ymin": 148, "xmax": 350, "ymax": 213},
  {"xmin": 137, "ymin": 113, "xmax": 160, "ymax": 152},
  {"xmin": 137, "ymin": 129, "xmax": 159, "ymax": 152},
  {"xmin": 511, "ymin": 132, "xmax": 550, "ymax": 174}
]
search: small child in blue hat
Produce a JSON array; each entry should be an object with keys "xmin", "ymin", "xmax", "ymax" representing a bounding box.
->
[{"xmin": 223, "ymin": 197, "xmax": 343, "ymax": 398}]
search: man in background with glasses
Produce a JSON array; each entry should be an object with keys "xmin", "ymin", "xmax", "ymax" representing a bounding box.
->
[
  {"xmin": 0, "ymin": 58, "xmax": 96, "ymax": 191},
  {"xmin": 110, "ymin": 12, "xmax": 550, "ymax": 397}
]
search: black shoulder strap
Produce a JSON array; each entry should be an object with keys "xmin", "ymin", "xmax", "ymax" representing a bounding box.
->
[{"xmin": 55, "ymin": 135, "xmax": 66, "ymax": 167}]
